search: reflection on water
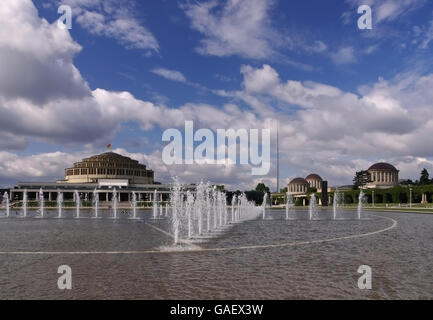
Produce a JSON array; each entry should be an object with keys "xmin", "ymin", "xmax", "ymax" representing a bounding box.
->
[{"xmin": 0, "ymin": 209, "xmax": 431, "ymax": 299}]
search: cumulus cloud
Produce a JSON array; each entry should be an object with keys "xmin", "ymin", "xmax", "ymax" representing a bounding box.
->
[
  {"xmin": 0, "ymin": 151, "xmax": 81, "ymax": 186},
  {"xmin": 0, "ymin": 0, "xmax": 89, "ymax": 104}
]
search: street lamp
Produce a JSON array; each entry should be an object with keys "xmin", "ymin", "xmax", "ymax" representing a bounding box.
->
[
  {"xmin": 409, "ymin": 187, "xmax": 413, "ymax": 208},
  {"xmin": 372, "ymin": 190, "xmax": 375, "ymax": 208}
]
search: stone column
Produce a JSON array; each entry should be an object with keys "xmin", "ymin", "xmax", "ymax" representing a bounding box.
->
[{"xmin": 421, "ymin": 193, "xmax": 427, "ymax": 204}]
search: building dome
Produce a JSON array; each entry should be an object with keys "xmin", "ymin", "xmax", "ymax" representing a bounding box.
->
[
  {"xmin": 305, "ymin": 173, "xmax": 323, "ymax": 191},
  {"xmin": 289, "ymin": 177, "xmax": 309, "ymax": 185},
  {"xmin": 306, "ymin": 173, "xmax": 322, "ymax": 181},
  {"xmin": 64, "ymin": 152, "xmax": 154, "ymax": 184},
  {"xmin": 288, "ymin": 177, "xmax": 309, "ymax": 195},
  {"xmin": 368, "ymin": 162, "xmax": 398, "ymax": 171},
  {"xmin": 366, "ymin": 162, "xmax": 399, "ymax": 189}
]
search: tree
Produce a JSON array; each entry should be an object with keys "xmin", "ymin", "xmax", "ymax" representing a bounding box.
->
[
  {"xmin": 420, "ymin": 168, "xmax": 430, "ymax": 185},
  {"xmin": 353, "ymin": 170, "xmax": 372, "ymax": 189},
  {"xmin": 400, "ymin": 179, "xmax": 414, "ymax": 186},
  {"xmin": 255, "ymin": 183, "xmax": 270, "ymax": 194},
  {"xmin": 280, "ymin": 187, "xmax": 288, "ymax": 193},
  {"xmin": 307, "ymin": 187, "xmax": 317, "ymax": 194},
  {"xmin": 245, "ymin": 191, "xmax": 265, "ymax": 206}
]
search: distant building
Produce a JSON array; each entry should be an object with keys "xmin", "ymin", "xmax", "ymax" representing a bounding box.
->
[
  {"xmin": 288, "ymin": 177, "xmax": 309, "ymax": 195},
  {"xmin": 305, "ymin": 174, "xmax": 323, "ymax": 192},
  {"xmin": 288, "ymin": 173, "xmax": 323, "ymax": 195},
  {"xmin": 365, "ymin": 162, "xmax": 399, "ymax": 189},
  {"xmin": 62, "ymin": 152, "xmax": 154, "ymax": 184},
  {"xmin": 9, "ymin": 152, "xmax": 194, "ymax": 204}
]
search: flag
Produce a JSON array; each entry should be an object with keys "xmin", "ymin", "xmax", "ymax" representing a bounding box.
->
[{"xmin": 107, "ymin": 144, "xmax": 112, "ymax": 150}]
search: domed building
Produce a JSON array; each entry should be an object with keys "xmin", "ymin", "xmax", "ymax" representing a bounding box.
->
[
  {"xmin": 366, "ymin": 162, "xmax": 399, "ymax": 189},
  {"xmin": 288, "ymin": 178, "xmax": 310, "ymax": 195},
  {"xmin": 306, "ymin": 173, "xmax": 323, "ymax": 192},
  {"xmin": 64, "ymin": 152, "xmax": 154, "ymax": 184},
  {"xmin": 10, "ymin": 151, "xmax": 177, "ymax": 205}
]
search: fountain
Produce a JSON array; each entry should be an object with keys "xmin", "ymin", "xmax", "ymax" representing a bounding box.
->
[
  {"xmin": 212, "ymin": 187, "xmax": 217, "ymax": 229},
  {"xmin": 152, "ymin": 190, "xmax": 158, "ymax": 219},
  {"xmin": 186, "ymin": 191, "xmax": 194, "ymax": 238},
  {"xmin": 333, "ymin": 189, "xmax": 344, "ymax": 220},
  {"xmin": 22, "ymin": 189, "xmax": 28, "ymax": 217},
  {"xmin": 262, "ymin": 193, "xmax": 268, "ymax": 219},
  {"xmin": 196, "ymin": 182, "xmax": 206, "ymax": 235},
  {"xmin": 57, "ymin": 191, "xmax": 63, "ymax": 218},
  {"xmin": 131, "ymin": 191, "xmax": 137, "ymax": 219},
  {"xmin": 206, "ymin": 189, "xmax": 211, "ymax": 232},
  {"xmin": 231, "ymin": 195, "xmax": 237, "ymax": 222},
  {"xmin": 170, "ymin": 178, "xmax": 182, "ymax": 245},
  {"xmin": 237, "ymin": 196, "xmax": 241, "ymax": 221},
  {"xmin": 358, "ymin": 190, "xmax": 365, "ymax": 220},
  {"xmin": 309, "ymin": 194, "xmax": 318, "ymax": 220},
  {"xmin": 286, "ymin": 192, "xmax": 294, "ymax": 220},
  {"xmin": 93, "ymin": 189, "xmax": 99, "ymax": 218},
  {"xmin": 218, "ymin": 191, "xmax": 223, "ymax": 226},
  {"xmin": 167, "ymin": 179, "xmax": 261, "ymax": 246},
  {"xmin": 2, "ymin": 192, "xmax": 9, "ymax": 217},
  {"xmin": 165, "ymin": 203, "xmax": 169, "ymax": 217},
  {"xmin": 159, "ymin": 204, "xmax": 163, "ymax": 218},
  {"xmin": 74, "ymin": 190, "xmax": 80, "ymax": 218},
  {"xmin": 223, "ymin": 197, "xmax": 228, "ymax": 225},
  {"xmin": 112, "ymin": 188, "xmax": 118, "ymax": 219},
  {"xmin": 38, "ymin": 188, "xmax": 44, "ymax": 217}
]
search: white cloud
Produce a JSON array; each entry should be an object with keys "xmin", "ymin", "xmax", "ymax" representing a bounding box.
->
[
  {"xmin": 420, "ymin": 20, "xmax": 433, "ymax": 49},
  {"xmin": 53, "ymin": 0, "xmax": 159, "ymax": 53},
  {"xmin": 0, "ymin": 0, "xmax": 89, "ymax": 104},
  {"xmin": 0, "ymin": 151, "xmax": 81, "ymax": 183},
  {"xmin": 151, "ymin": 68, "xmax": 188, "ymax": 83},
  {"xmin": 182, "ymin": 0, "xmax": 280, "ymax": 59},
  {"xmin": 330, "ymin": 46, "xmax": 357, "ymax": 65},
  {"xmin": 344, "ymin": 0, "xmax": 426, "ymax": 24}
]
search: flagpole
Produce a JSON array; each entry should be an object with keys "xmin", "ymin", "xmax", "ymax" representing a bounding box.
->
[{"xmin": 276, "ymin": 120, "xmax": 279, "ymax": 193}]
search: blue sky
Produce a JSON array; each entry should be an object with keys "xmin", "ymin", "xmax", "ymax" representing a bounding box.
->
[{"xmin": 1, "ymin": 0, "xmax": 433, "ymax": 189}]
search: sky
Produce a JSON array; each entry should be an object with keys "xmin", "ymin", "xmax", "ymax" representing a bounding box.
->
[{"xmin": 1, "ymin": 0, "xmax": 433, "ymax": 190}]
